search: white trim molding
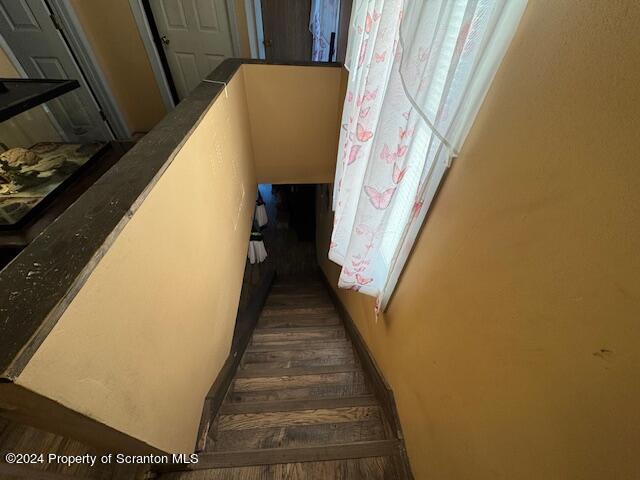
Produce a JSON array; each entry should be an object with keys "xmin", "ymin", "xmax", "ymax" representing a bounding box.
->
[
  {"xmin": 128, "ymin": 0, "xmax": 176, "ymax": 112},
  {"xmin": 244, "ymin": 0, "xmax": 265, "ymax": 59}
]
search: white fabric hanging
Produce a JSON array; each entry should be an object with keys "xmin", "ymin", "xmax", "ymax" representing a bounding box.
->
[
  {"xmin": 310, "ymin": 0, "xmax": 340, "ymax": 61},
  {"xmin": 330, "ymin": 0, "xmax": 527, "ymax": 311},
  {"xmin": 255, "ymin": 204, "xmax": 268, "ymax": 228},
  {"xmin": 248, "ymin": 239, "xmax": 267, "ymax": 264}
]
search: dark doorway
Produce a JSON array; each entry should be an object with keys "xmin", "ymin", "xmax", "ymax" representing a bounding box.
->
[
  {"xmin": 261, "ymin": 0, "xmax": 313, "ymax": 61},
  {"xmin": 258, "ymin": 184, "xmax": 317, "ymax": 278}
]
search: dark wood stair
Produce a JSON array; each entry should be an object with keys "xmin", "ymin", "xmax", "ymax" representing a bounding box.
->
[{"xmin": 159, "ymin": 277, "xmax": 409, "ymax": 479}]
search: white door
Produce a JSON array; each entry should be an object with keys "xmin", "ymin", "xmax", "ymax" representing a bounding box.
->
[
  {"xmin": 150, "ymin": 0, "xmax": 235, "ymax": 100},
  {"xmin": 0, "ymin": 0, "xmax": 112, "ymax": 142}
]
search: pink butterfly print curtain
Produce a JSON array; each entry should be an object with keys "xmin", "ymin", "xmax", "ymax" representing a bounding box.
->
[{"xmin": 329, "ymin": 0, "xmax": 527, "ymax": 310}]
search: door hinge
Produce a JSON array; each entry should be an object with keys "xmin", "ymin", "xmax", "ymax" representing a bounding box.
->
[{"xmin": 50, "ymin": 13, "xmax": 62, "ymax": 31}]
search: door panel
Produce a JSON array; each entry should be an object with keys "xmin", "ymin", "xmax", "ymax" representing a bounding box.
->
[
  {"xmin": 194, "ymin": 0, "xmax": 221, "ymax": 31},
  {"xmin": 174, "ymin": 51, "xmax": 200, "ymax": 90},
  {"xmin": 0, "ymin": 0, "xmax": 111, "ymax": 141},
  {"xmin": 0, "ymin": 0, "xmax": 40, "ymax": 31},
  {"xmin": 261, "ymin": 0, "xmax": 312, "ymax": 62},
  {"xmin": 161, "ymin": 0, "xmax": 188, "ymax": 28},
  {"xmin": 150, "ymin": 0, "xmax": 234, "ymax": 100}
]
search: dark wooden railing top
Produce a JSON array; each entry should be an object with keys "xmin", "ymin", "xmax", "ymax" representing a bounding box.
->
[{"xmin": 0, "ymin": 59, "xmax": 341, "ymax": 380}]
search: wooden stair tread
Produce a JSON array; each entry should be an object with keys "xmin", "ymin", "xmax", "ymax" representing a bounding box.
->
[
  {"xmin": 208, "ymin": 419, "xmax": 387, "ymax": 452},
  {"xmin": 246, "ymin": 339, "xmax": 352, "ymax": 352},
  {"xmin": 233, "ymin": 372, "xmax": 367, "ymax": 393},
  {"xmin": 228, "ymin": 382, "xmax": 372, "ymax": 403},
  {"xmin": 267, "ymin": 292, "xmax": 331, "ymax": 299},
  {"xmin": 254, "ymin": 325, "xmax": 345, "ymax": 334},
  {"xmin": 236, "ymin": 364, "xmax": 361, "ymax": 379},
  {"xmin": 241, "ymin": 357, "xmax": 357, "ymax": 370},
  {"xmin": 219, "ymin": 395, "xmax": 378, "ymax": 414},
  {"xmin": 183, "ymin": 440, "xmax": 400, "ymax": 470},
  {"xmin": 185, "ymin": 276, "xmax": 410, "ymax": 479},
  {"xmin": 251, "ymin": 328, "xmax": 346, "ymax": 344},
  {"xmin": 217, "ymin": 406, "xmax": 381, "ymax": 431},
  {"xmin": 243, "ymin": 347, "xmax": 355, "ymax": 363},
  {"xmin": 162, "ymin": 457, "xmax": 397, "ymax": 479},
  {"xmin": 258, "ymin": 317, "xmax": 341, "ymax": 328},
  {"xmin": 265, "ymin": 301, "xmax": 334, "ymax": 309},
  {"xmin": 261, "ymin": 306, "xmax": 336, "ymax": 317}
]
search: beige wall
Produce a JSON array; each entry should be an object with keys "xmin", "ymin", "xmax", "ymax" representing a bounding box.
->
[
  {"xmin": 0, "ymin": 44, "xmax": 18, "ymax": 78},
  {"xmin": 70, "ymin": 0, "xmax": 167, "ymax": 133},
  {"xmin": 243, "ymin": 64, "xmax": 342, "ymax": 184},
  {"xmin": 318, "ymin": 1, "xmax": 640, "ymax": 479},
  {"xmin": 15, "ymin": 73, "xmax": 256, "ymax": 453}
]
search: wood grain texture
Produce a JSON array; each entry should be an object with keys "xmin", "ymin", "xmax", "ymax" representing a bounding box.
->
[
  {"xmin": 261, "ymin": 0, "xmax": 312, "ymax": 62},
  {"xmin": 246, "ymin": 339, "xmax": 351, "ymax": 353},
  {"xmin": 265, "ymin": 295, "xmax": 332, "ymax": 307},
  {"xmin": 233, "ymin": 372, "xmax": 368, "ymax": 393},
  {"xmin": 257, "ymin": 314, "xmax": 341, "ymax": 328},
  {"xmin": 251, "ymin": 327, "xmax": 346, "ymax": 345},
  {"xmin": 158, "ymin": 456, "xmax": 397, "ymax": 479},
  {"xmin": 261, "ymin": 306, "xmax": 336, "ymax": 317},
  {"xmin": 219, "ymin": 396, "xmax": 377, "ymax": 415},
  {"xmin": 0, "ymin": 416, "xmax": 142, "ymax": 479},
  {"xmin": 227, "ymin": 382, "xmax": 372, "ymax": 403},
  {"xmin": 240, "ymin": 356, "xmax": 356, "ymax": 370},
  {"xmin": 218, "ymin": 406, "xmax": 380, "ymax": 431},
  {"xmin": 186, "ymin": 441, "xmax": 399, "ymax": 469},
  {"xmin": 242, "ymin": 347, "xmax": 354, "ymax": 365},
  {"xmin": 207, "ymin": 419, "xmax": 386, "ymax": 452},
  {"xmin": 162, "ymin": 278, "xmax": 408, "ymax": 479},
  {"xmin": 236, "ymin": 365, "xmax": 359, "ymax": 379}
]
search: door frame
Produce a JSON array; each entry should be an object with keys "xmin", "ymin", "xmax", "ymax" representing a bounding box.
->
[
  {"xmin": 0, "ymin": 1, "xmax": 129, "ymax": 140},
  {"xmin": 245, "ymin": 0, "xmax": 266, "ymax": 59},
  {"xmin": 128, "ymin": 0, "xmax": 244, "ymax": 102},
  {"xmin": 128, "ymin": 0, "xmax": 178, "ymax": 108},
  {"xmin": 46, "ymin": 0, "xmax": 130, "ymax": 139}
]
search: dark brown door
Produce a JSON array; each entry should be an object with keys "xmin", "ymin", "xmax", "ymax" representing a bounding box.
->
[{"xmin": 261, "ymin": 0, "xmax": 313, "ymax": 61}]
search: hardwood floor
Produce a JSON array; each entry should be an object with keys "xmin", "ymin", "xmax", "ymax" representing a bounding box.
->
[
  {"xmin": 0, "ymin": 417, "xmax": 142, "ymax": 480},
  {"xmin": 159, "ymin": 278, "xmax": 405, "ymax": 479}
]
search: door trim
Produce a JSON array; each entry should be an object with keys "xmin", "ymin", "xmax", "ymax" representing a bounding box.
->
[
  {"xmin": 245, "ymin": 0, "xmax": 266, "ymax": 59},
  {"xmin": 47, "ymin": 1, "xmax": 129, "ymax": 139},
  {"xmin": 129, "ymin": 0, "xmax": 243, "ymax": 101},
  {"xmin": 128, "ymin": 0, "xmax": 177, "ymax": 110}
]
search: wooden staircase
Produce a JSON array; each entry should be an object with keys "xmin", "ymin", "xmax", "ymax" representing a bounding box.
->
[{"xmin": 159, "ymin": 278, "xmax": 409, "ymax": 479}]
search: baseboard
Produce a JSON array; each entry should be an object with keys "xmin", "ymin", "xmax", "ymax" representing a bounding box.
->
[
  {"xmin": 319, "ymin": 268, "xmax": 415, "ymax": 480},
  {"xmin": 194, "ymin": 266, "xmax": 276, "ymax": 453}
]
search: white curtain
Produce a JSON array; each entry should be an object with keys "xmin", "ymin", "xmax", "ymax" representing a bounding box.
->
[
  {"xmin": 330, "ymin": 0, "xmax": 527, "ymax": 311},
  {"xmin": 310, "ymin": 0, "xmax": 340, "ymax": 61}
]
